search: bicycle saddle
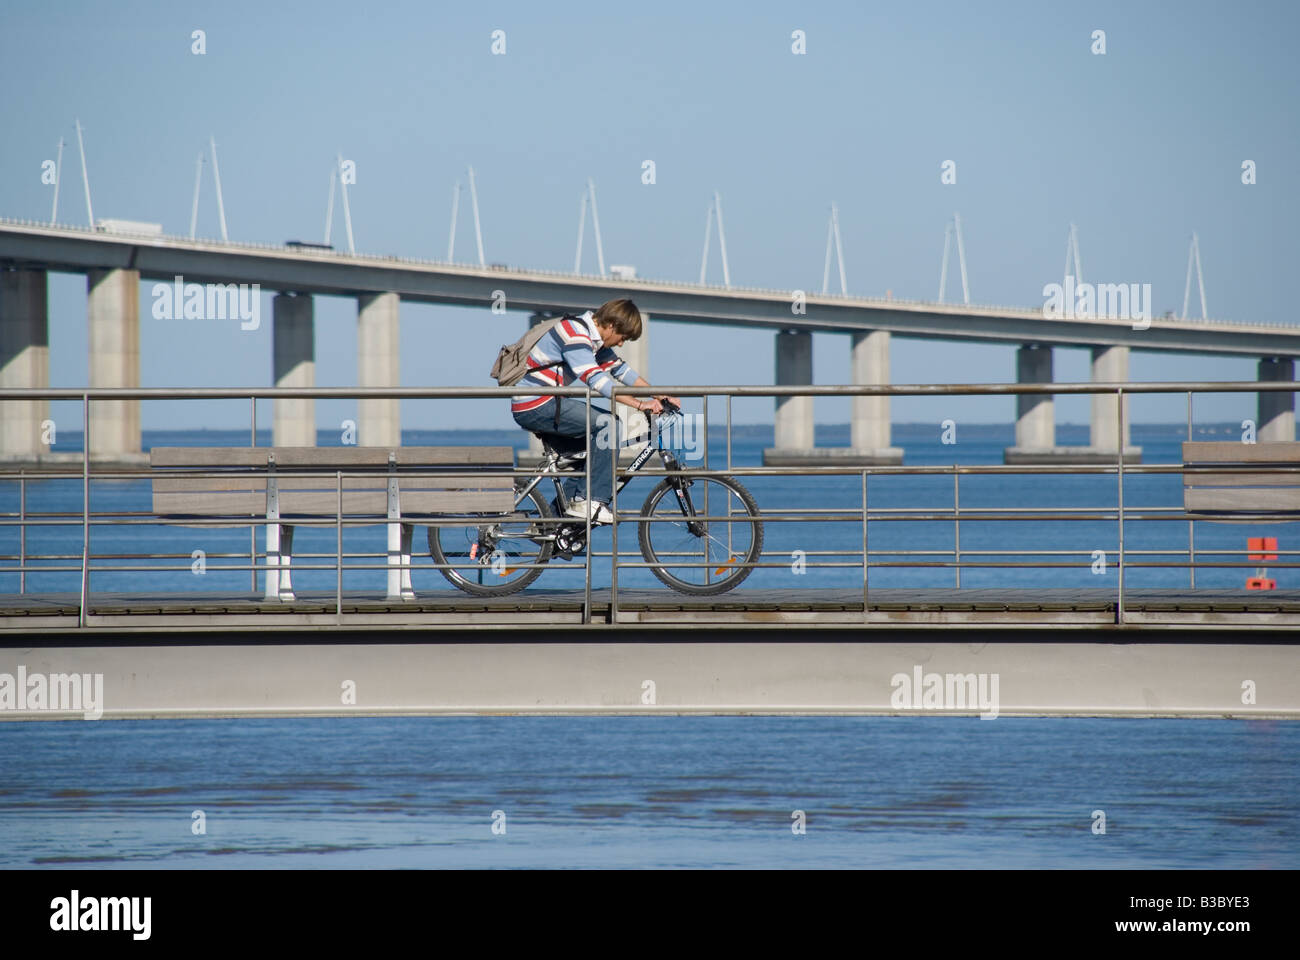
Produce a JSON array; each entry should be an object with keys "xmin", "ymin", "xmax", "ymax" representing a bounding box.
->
[{"xmin": 539, "ymin": 436, "xmax": 588, "ymax": 467}]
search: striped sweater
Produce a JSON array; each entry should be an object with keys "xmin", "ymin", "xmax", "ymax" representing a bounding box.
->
[{"xmin": 510, "ymin": 311, "xmax": 639, "ymax": 413}]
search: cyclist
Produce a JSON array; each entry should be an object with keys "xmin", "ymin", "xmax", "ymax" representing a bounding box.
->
[{"xmin": 511, "ymin": 298, "xmax": 678, "ymax": 524}]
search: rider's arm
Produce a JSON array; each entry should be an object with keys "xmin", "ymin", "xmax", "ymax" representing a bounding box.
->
[
  {"xmin": 558, "ymin": 321, "xmax": 623, "ymax": 399},
  {"xmin": 588, "ymin": 341, "xmax": 661, "ymax": 412},
  {"xmin": 627, "ymin": 376, "xmax": 680, "ymax": 413}
]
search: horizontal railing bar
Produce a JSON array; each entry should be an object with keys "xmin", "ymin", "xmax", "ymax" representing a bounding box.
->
[
  {"xmin": 28, "ymin": 550, "xmax": 1296, "ymax": 566},
  {"xmin": 9, "ymin": 463, "xmax": 1300, "ymax": 484},
  {"xmin": 0, "ymin": 502, "xmax": 1205, "ymax": 516},
  {"xmin": 5, "ymin": 379, "xmax": 1300, "ymax": 400},
  {"xmin": 4, "ymin": 509, "xmax": 1297, "ymax": 526}
]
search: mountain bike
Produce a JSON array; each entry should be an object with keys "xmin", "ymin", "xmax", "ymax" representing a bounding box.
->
[{"xmin": 427, "ymin": 401, "xmax": 763, "ymax": 596}]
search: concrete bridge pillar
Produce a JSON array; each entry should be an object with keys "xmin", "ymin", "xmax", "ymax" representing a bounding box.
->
[
  {"xmin": 848, "ymin": 330, "xmax": 902, "ymax": 463},
  {"xmin": 1258, "ymin": 357, "xmax": 1296, "ymax": 442},
  {"xmin": 357, "ymin": 292, "xmax": 400, "ymax": 446},
  {"xmin": 1089, "ymin": 345, "xmax": 1140, "ymax": 462},
  {"xmin": 87, "ymin": 268, "xmax": 141, "ymax": 458},
  {"xmin": 1003, "ymin": 345, "xmax": 1058, "ymax": 463},
  {"xmin": 272, "ymin": 293, "xmax": 315, "ymax": 447},
  {"xmin": 763, "ymin": 329, "xmax": 814, "ymax": 465},
  {"xmin": 0, "ymin": 269, "xmax": 50, "ymax": 461}
]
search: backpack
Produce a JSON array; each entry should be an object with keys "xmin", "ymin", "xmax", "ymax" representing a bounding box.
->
[{"xmin": 490, "ymin": 315, "xmax": 569, "ymax": 386}]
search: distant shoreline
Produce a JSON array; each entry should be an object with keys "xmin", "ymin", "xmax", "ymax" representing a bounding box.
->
[{"xmin": 17, "ymin": 422, "xmax": 1252, "ymax": 456}]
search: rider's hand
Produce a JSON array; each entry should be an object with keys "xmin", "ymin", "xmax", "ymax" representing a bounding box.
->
[
  {"xmin": 657, "ymin": 395, "xmax": 681, "ymax": 410},
  {"xmin": 641, "ymin": 398, "xmax": 663, "ymax": 415}
]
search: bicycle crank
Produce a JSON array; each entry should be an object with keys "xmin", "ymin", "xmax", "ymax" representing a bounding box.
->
[{"xmin": 553, "ymin": 523, "xmax": 587, "ymax": 561}]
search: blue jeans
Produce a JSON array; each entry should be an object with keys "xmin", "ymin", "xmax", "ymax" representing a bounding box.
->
[{"xmin": 513, "ymin": 398, "xmax": 621, "ymax": 505}]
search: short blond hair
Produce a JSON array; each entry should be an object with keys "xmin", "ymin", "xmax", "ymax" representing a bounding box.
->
[{"xmin": 593, "ymin": 298, "xmax": 642, "ymax": 339}]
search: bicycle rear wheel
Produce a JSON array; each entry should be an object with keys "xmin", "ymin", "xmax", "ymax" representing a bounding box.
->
[
  {"xmin": 637, "ymin": 474, "xmax": 763, "ymax": 595},
  {"xmin": 428, "ymin": 483, "xmax": 553, "ymax": 596}
]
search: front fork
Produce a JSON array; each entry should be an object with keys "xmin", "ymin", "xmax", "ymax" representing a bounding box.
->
[{"xmin": 660, "ymin": 451, "xmax": 706, "ymax": 538}]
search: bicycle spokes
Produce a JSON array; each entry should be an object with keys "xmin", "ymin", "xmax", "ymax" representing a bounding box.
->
[
  {"xmin": 638, "ymin": 475, "xmax": 761, "ymax": 593},
  {"xmin": 428, "ymin": 482, "xmax": 555, "ymax": 596}
]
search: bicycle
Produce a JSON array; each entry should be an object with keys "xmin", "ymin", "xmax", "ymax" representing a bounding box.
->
[{"xmin": 427, "ymin": 401, "xmax": 764, "ymax": 596}]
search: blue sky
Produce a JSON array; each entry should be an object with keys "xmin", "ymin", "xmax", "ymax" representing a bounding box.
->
[{"xmin": 2, "ymin": 0, "xmax": 1296, "ymax": 429}]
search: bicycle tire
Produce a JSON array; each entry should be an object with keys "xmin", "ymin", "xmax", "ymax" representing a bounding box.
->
[
  {"xmin": 428, "ymin": 482, "xmax": 553, "ymax": 597},
  {"xmin": 637, "ymin": 473, "xmax": 763, "ymax": 595}
]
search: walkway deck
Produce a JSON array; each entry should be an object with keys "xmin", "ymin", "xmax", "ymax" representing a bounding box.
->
[{"xmin": 5, "ymin": 588, "xmax": 1300, "ymax": 633}]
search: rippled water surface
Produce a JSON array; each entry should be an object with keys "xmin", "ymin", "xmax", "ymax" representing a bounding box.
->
[{"xmin": 1, "ymin": 717, "xmax": 1296, "ymax": 868}]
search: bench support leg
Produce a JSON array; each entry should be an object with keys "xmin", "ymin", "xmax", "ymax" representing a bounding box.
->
[
  {"xmin": 401, "ymin": 523, "xmax": 414, "ymax": 599},
  {"xmin": 387, "ymin": 521, "xmax": 415, "ymax": 601},
  {"xmin": 265, "ymin": 523, "xmax": 296, "ymax": 602}
]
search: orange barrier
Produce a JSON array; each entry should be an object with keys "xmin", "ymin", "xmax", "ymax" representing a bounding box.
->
[{"xmin": 1247, "ymin": 537, "xmax": 1278, "ymax": 590}]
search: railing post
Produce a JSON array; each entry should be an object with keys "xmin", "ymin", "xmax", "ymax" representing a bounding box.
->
[
  {"xmin": 701, "ymin": 393, "xmax": 709, "ymax": 471},
  {"xmin": 78, "ymin": 391, "xmax": 89, "ymax": 628},
  {"xmin": 725, "ymin": 394, "xmax": 732, "ymax": 472},
  {"xmin": 715, "ymin": 391, "xmax": 732, "ymax": 560},
  {"xmin": 336, "ymin": 469, "xmax": 343, "ymax": 622},
  {"xmin": 861, "ymin": 469, "xmax": 869, "ymax": 623},
  {"xmin": 1187, "ymin": 390, "xmax": 1195, "ymax": 590},
  {"xmin": 1117, "ymin": 385, "xmax": 1126, "ymax": 624},
  {"xmin": 606, "ymin": 385, "xmax": 615, "ymax": 625},
  {"xmin": 250, "ymin": 394, "xmax": 257, "ymax": 592},
  {"xmin": 18, "ymin": 470, "xmax": 25, "ymax": 595},
  {"xmin": 953, "ymin": 466, "xmax": 961, "ymax": 589}
]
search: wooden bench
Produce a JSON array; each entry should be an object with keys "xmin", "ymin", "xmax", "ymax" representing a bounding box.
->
[
  {"xmin": 150, "ymin": 446, "xmax": 516, "ymax": 600},
  {"xmin": 1182, "ymin": 441, "xmax": 1300, "ymax": 517}
]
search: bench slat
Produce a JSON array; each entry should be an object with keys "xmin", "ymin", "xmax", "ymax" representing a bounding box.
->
[
  {"xmin": 150, "ymin": 446, "xmax": 515, "ymax": 467},
  {"xmin": 1186, "ymin": 488, "xmax": 1300, "ymax": 512},
  {"xmin": 1182, "ymin": 441, "xmax": 1300, "ymax": 463},
  {"xmin": 270, "ymin": 446, "xmax": 515, "ymax": 466},
  {"xmin": 152, "ymin": 475, "xmax": 512, "ymax": 495},
  {"xmin": 1185, "ymin": 473, "xmax": 1300, "ymax": 487},
  {"xmin": 154, "ymin": 476, "xmax": 271, "ymax": 494},
  {"xmin": 154, "ymin": 492, "xmax": 265, "ymax": 516},
  {"xmin": 150, "ymin": 448, "xmax": 275, "ymax": 467},
  {"xmin": 155, "ymin": 489, "xmax": 515, "ymax": 517},
  {"xmin": 395, "ymin": 491, "xmax": 517, "ymax": 514}
]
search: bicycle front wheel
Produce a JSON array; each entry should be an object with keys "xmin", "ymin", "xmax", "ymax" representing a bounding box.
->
[
  {"xmin": 428, "ymin": 482, "xmax": 553, "ymax": 597},
  {"xmin": 637, "ymin": 474, "xmax": 763, "ymax": 595}
]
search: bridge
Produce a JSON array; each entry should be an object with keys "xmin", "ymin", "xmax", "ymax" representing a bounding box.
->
[
  {"xmin": 3, "ymin": 218, "xmax": 1300, "ymax": 470},
  {"xmin": 1, "ymin": 380, "xmax": 1298, "ymax": 720}
]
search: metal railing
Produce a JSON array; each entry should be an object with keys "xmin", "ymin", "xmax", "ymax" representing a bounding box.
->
[{"xmin": 3, "ymin": 380, "xmax": 1300, "ymax": 627}]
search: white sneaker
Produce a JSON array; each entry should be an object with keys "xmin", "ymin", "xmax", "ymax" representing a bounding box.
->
[{"xmin": 565, "ymin": 498, "xmax": 614, "ymax": 524}]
